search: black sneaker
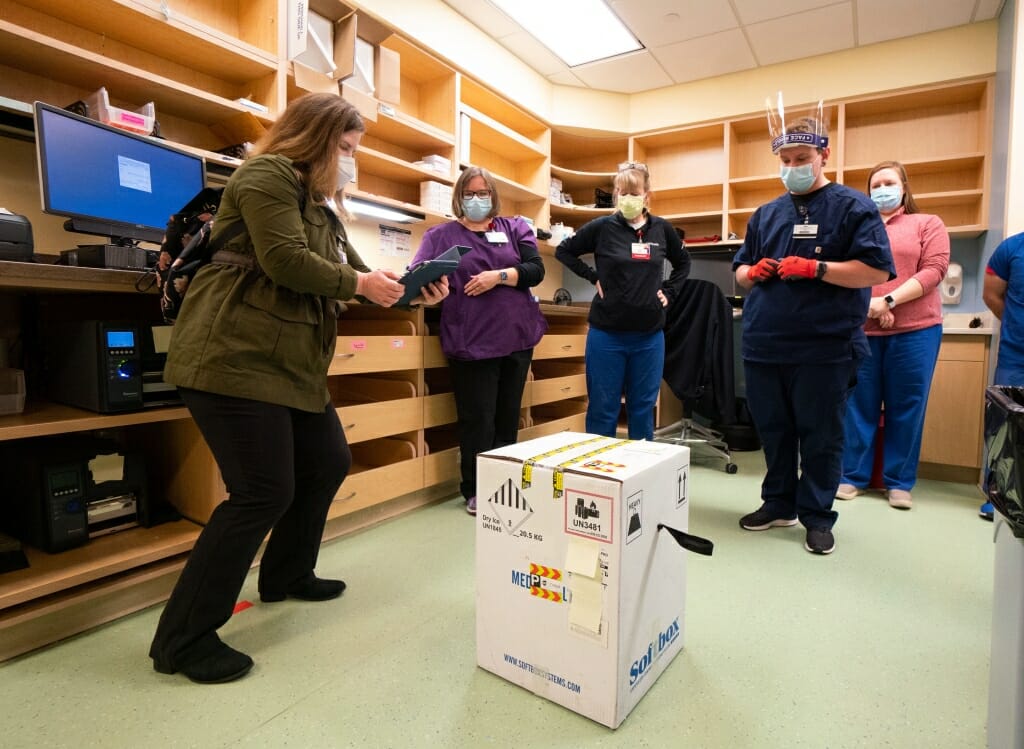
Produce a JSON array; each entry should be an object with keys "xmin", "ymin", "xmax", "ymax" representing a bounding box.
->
[
  {"xmin": 739, "ymin": 506, "xmax": 798, "ymax": 531},
  {"xmin": 804, "ymin": 527, "xmax": 835, "ymax": 555}
]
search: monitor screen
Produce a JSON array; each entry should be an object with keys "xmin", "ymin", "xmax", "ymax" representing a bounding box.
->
[
  {"xmin": 688, "ymin": 247, "xmax": 745, "ymax": 300},
  {"xmin": 34, "ymin": 101, "xmax": 206, "ymax": 245}
]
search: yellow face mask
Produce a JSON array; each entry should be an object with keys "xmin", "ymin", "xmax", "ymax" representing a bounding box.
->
[{"xmin": 617, "ymin": 194, "xmax": 644, "ymax": 220}]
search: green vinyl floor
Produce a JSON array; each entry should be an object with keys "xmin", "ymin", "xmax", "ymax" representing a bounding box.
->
[{"xmin": 0, "ymin": 449, "xmax": 996, "ymax": 748}]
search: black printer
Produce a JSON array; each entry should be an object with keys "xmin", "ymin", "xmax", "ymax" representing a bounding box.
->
[{"xmin": 0, "ymin": 212, "xmax": 34, "ymax": 262}]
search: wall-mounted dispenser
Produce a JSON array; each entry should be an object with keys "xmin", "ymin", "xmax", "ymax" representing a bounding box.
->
[{"xmin": 941, "ymin": 262, "xmax": 963, "ymax": 305}]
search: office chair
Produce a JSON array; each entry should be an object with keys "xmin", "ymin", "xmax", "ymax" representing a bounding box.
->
[{"xmin": 656, "ymin": 278, "xmax": 738, "ymax": 473}]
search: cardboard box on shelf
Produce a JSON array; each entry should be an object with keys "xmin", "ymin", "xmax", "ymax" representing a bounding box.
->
[
  {"xmin": 375, "ymin": 45, "xmax": 401, "ymax": 105},
  {"xmin": 476, "ymin": 432, "xmax": 703, "ymax": 728}
]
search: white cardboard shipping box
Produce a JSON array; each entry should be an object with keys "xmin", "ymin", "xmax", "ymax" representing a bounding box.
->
[{"xmin": 476, "ymin": 432, "xmax": 693, "ymax": 728}]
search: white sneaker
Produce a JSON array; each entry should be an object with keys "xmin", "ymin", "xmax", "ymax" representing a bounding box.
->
[
  {"xmin": 835, "ymin": 483, "xmax": 862, "ymax": 501},
  {"xmin": 888, "ymin": 489, "xmax": 912, "ymax": 510}
]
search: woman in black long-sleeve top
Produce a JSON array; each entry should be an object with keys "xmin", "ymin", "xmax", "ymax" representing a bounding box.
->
[{"xmin": 556, "ymin": 163, "xmax": 690, "ymax": 440}]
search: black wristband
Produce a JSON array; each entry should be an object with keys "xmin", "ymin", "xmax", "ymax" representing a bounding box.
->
[{"xmin": 815, "ymin": 261, "xmax": 827, "ymax": 280}]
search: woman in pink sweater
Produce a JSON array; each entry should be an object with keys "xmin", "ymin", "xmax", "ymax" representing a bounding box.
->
[{"xmin": 837, "ymin": 161, "xmax": 950, "ymax": 509}]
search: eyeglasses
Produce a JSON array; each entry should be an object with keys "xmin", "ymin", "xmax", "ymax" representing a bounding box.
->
[
  {"xmin": 618, "ymin": 161, "xmax": 649, "ymax": 174},
  {"xmin": 461, "ymin": 190, "xmax": 492, "ymax": 200}
]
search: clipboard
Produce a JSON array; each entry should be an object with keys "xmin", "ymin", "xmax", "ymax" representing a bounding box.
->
[{"xmin": 397, "ymin": 245, "xmax": 471, "ymax": 305}]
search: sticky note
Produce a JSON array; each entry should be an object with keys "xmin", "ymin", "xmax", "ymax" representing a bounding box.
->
[
  {"xmin": 568, "ymin": 575, "xmax": 603, "ymax": 634},
  {"xmin": 89, "ymin": 453, "xmax": 124, "ymax": 484},
  {"xmin": 565, "ymin": 535, "xmax": 600, "ymax": 578}
]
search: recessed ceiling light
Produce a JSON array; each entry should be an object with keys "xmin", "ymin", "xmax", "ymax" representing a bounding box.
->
[{"xmin": 487, "ymin": 0, "xmax": 643, "ymax": 67}]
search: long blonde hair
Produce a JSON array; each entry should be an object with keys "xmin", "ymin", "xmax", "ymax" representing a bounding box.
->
[{"xmin": 253, "ymin": 93, "xmax": 364, "ymax": 202}]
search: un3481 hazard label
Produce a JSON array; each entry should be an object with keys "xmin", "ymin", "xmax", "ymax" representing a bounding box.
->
[{"xmin": 564, "ymin": 488, "xmax": 614, "ymax": 543}]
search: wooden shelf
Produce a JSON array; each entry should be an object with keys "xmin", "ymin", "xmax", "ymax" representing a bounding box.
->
[
  {"xmin": 366, "ymin": 108, "xmax": 455, "ymax": 154},
  {"xmin": 0, "ymin": 519, "xmax": 201, "ymax": 611},
  {"xmin": 0, "ymin": 260, "xmax": 156, "ymax": 293},
  {"xmin": 0, "ymin": 401, "xmax": 190, "ymax": 442},
  {"xmin": 550, "ymin": 204, "xmax": 613, "ymax": 223},
  {"xmin": 12, "ymin": 0, "xmax": 280, "ymax": 79},
  {"xmin": 0, "ymin": 20, "xmax": 266, "ymax": 126},
  {"xmin": 461, "ymin": 105, "xmax": 547, "ymax": 161}
]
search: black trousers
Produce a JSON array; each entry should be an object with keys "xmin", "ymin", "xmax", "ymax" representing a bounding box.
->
[
  {"xmin": 149, "ymin": 388, "xmax": 351, "ymax": 668},
  {"xmin": 448, "ymin": 349, "xmax": 533, "ymax": 500}
]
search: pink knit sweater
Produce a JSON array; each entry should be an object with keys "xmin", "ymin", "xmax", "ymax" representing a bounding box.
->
[{"xmin": 865, "ymin": 210, "xmax": 950, "ymax": 336}]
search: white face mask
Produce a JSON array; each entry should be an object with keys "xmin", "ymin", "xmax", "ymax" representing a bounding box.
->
[{"xmin": 337, "ymin": 156, "xmax": 356, "ymax": 189}]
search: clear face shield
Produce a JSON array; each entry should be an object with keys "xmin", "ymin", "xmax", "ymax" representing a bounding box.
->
[{"xmin": 765, "ymin": 92, "xmax": 831, "ymax": 154}]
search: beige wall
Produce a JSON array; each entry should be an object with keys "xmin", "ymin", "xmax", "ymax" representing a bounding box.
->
[{"xmin": 353, "ymin": 0, "xmax": 997, "ymax": 134}]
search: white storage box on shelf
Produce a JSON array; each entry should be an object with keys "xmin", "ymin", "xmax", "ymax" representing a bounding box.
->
[
  {"xmin": 475, "ymin": 432, "xmax": 712, "ymax": 728},
  {"xmin": 84, "ymin": 87, "xmax": 156, "ymax": 135},
  {"xmin": 416, "ymin": 154, "xmax": 451, "ymax": 175},
  {"xmin": 420, "ymin": 180, "xmax": 453, "ymax": 215}
]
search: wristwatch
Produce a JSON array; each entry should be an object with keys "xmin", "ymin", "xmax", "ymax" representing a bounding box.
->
[
  {"xmin": 499, "ymin": 270, "xmax": 508, "ymax": 283},
  {"xmin": 815, "ymin": 261, "xmax": 827, "ymax": 280},
  {"xmin": 884, "ymin": 294, "xmax": 897, "ymax": 309}
]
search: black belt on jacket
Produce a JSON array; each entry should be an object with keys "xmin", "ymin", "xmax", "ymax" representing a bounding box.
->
[{"xmin": 210, "ymin": 250, "xmax": 256, "ymax": 270}]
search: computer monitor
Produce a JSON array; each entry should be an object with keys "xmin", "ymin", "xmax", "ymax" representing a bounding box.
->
[
  {"xmin": 34, "ymin": 101, "xmax": 206, "ymax": 246},
  {"xmin": 688, "ymin": 247, "xmax": 745, "ymax": 302}
]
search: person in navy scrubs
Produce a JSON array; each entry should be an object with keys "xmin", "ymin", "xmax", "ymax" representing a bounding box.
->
[{"xmin": 733, "ymin": 111, "xmax": 895, "ymax": 555}]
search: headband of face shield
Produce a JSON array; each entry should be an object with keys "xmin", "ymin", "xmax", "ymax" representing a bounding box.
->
[{"xmin": 765, "ymin": 92, "xmax": 831, "ymax": 154}]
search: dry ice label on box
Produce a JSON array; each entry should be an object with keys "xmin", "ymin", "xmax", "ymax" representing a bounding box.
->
[
  {"xmin": 564, "ymin": 488, "xmax": 614, "ymax": 543},
  {"xmin": 482, "ymin": 477, "xmax": 537, "ymax": 539}
]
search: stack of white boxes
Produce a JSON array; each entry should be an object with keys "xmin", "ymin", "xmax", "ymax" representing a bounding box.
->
[
  {"xmin": 476, "ymin": 432, "xmax": 697, "ymax": 728},
  {"xmin": 420, "ymin": 180, "xmax": 453, "ymax": 215},
  {"xmin": 415, "ymin": 154, "xmax": 452, "ymax": 176},
  {"xmin": 549, "ymin": 176, "xmax": 564, "ymax": 204}
]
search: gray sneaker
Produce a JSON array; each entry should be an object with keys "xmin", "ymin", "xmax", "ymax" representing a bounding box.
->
[
  {"xmin": 804, "ymin": 527, "xmax": 835, "ymax": 555},
  {"xmin": 739, "ymin": 506, "xmax": 798, "ymax": 531}
]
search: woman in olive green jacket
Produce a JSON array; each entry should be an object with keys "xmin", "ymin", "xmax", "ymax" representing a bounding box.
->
[{"xmin": 150, "ymin": 93, "xmax": 448, "ymax": 684}]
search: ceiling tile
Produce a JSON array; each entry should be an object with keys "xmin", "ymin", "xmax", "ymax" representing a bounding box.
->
[
  {"xmin": 548, "ymin": 70, "xmax": 588, "ymax": 87},
  {"xmin": 440, "ymin": 0, "xmax": 522, "ymax": 37},
  {"xmin": 570, "ymin": 50, "xmax": 675, "ymax": 94},
  {"xmin": 746, "ymin": 4, "xmax": 855, "ymax": 66},
  {"xmin": 651, "ymin": 28, "xmax": 757, "ymax": 84},
  {"xmin": 974, "ymin": 0, "xmax": 1005, "ymax": 20},
  {"xmin": 496, "ymin": 30, "xmax": 569, "ymax": 75},
  {"xmin": 732, "ymin": 0, "xmax": 840, "ymax": 25},
  {"xmin": 858, "ymin": 0, "xmax": 975, "ymax": 45},
  {"xmin": 609, "ymin": 0, "xmax": 739, "ymax": 48}
]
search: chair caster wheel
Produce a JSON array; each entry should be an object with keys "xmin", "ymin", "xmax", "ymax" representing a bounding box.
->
[{"xmin": 725, "ymin": 463, "xmax": 738, "ymax": 474}]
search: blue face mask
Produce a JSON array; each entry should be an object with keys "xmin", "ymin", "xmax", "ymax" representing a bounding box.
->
[
  {"xmin": 870, "ymin": 185, "xmax": 902, "ymax": 212},
  {"xmin": 780, "ymin": 163, "xmax": 817, "ymax": 193},
  {"xmin": 462, "ymin": 196, "xmax": 492, "ymax": 222}
]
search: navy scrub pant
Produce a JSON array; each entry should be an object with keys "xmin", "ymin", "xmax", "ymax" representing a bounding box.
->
[
  {"xmin": 842, "ymin": 325, "xmax": 942, "ymax": 491},
  {"xmin": 149, "ymin": 388, "xmax": 350, "ymax": 670},
  {"xmin": 744, "ymin": 359, "xmax": 860, "ymax": 530},
  {"xmin": 585, "ymin": 327, "xmax": 664, "ymax": 440}
]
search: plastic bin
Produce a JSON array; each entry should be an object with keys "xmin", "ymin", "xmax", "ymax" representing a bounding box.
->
[
  {"xmin": 984, "ymin": 386, "xmax": 1024, "ymax": 537},
  {"xmin": 0, "ymin": 368, "xmax": 26, "ymax": 415},
  {"xmin": 84, "ymin": 87, "xmax": 156, "ymax": 135},
  {"xmin": 988, "ymin": 516, "xmax": 1024, "ymax": 749}
]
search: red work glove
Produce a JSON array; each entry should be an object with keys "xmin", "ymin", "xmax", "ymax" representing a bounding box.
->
[
  {"xmin": 746, "ymin": 257, "xmax": 780, "ymax": 283},
  {"xmin": 777, "ymin": 256, "xmax": 818, "ymax": 281}
]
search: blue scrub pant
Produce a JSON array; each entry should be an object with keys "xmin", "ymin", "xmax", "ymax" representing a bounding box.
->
[
  {"xmin": 841, "ymin": 325, "xmax": 942, "ymax": 491},
  {"xmin": 585, "ymin": 327, "xmax": 664, "ymax": 440},
  {"xmin": 744, "ymin": 360, "xmax": 859, "ymax": 530}
]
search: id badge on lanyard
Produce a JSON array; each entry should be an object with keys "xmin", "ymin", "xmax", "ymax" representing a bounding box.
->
[{"xmin": 632, "ymin": 242, "xmax": 652, "ymax": 260}]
